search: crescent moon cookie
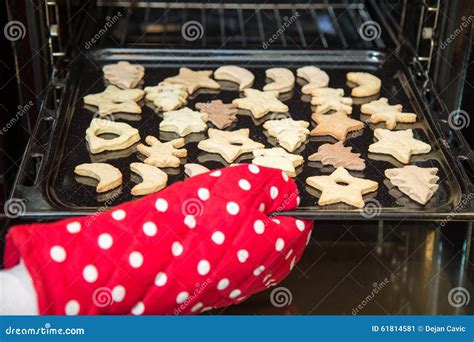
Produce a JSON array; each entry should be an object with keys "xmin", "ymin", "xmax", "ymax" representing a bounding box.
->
[
  {"xmin": 368, "ymin": 129, "xmax": 431, "ymax": 164},
  {"xmin": 195, "ymin": 100, "xmax": 238, "ymax": 129},
  {"xmin": 263, "ymin": 118, "xmax": 310, "ymax": 152},
  {"xmin": 159, "ymin": 107, "xmax": 208, "ymax": 136},
  {"xmin": 164, "ymin": 67, "xmax": 220, "ymax": 94},
  {"xmin": 102, "ymin": 61, "xmax": 145, "ymax": 89},
  {"xmin": 306, "ymin": 167, "xmax": 378, "ymax": 208},
  {"xmin": 296, "ymin": 66, "xmax": 330, "ymax": 94},
  {"xmin": 74, "ymin": 163, "xmax": 122, "ymax": 193},
  {"xmin": 144, "ymin": 82, "xmax": 188, "ymax": 111},
  {"xmin": 214, "ymin": 66, "xmax": 255, "ymax": 90},
  {"xmin": 252, "ymin": 148, "xmax": 304, "ymax": 177},
  {"xmin": 346, "ymin": 72, "xmax": 381, "ymax": 97},
  {"xmin": 232, "ymin": 89, "xmax": 289, "ymax": 119},
  {"xmin": 308, "ymin": 141, "xmax": 366, "ymax": 171},
  {"xmin": 84, "ymin": 85, "xmax": 145, "ymax": 116},
  {"xmin": 361, "ymin": 97, "xmax": 417, "ymax": 129},
  {"xmin": 130, "ymin": 162, "xmax": 168, "ymax": 196},
  {"xmin": 137, "ymin": 136, "xmax": 187, "ymax": 168},
  {"xmin": 311, "ymin": 111, "xmax": 364, "ymax": 141},
  {"xmin": 263, "ymin": 68, "xmax": 295, "ymax": 93},
  {"xmin": 86, "ymin": 119, "xmax": 140, "ymax": 154},
  {"xmin": 311, "ymin": 88, "xmax": 353, "ymax": 114}
]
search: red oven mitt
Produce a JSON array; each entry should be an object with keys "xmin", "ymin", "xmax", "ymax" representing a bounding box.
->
[{"xmin": 4, "ymin": 164, "xmax": 313, "ymax": 315}]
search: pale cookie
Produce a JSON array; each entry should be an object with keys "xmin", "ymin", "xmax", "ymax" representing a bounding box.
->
[
  {"xmin": 346, "ymin": 72, "xmax": 381, "ymax": 97},
  {"xmin": 184, "ymin": 164, "xmax": 210, "ymax": 178},
  {"xmin": 368, "ymin": 129, "xmax": 431, "ymax": 164},
  {"xmin": 263, "ymin": 118, "xmax": 310, "ymax": 152},
  {"xmin": 232, "ymin": 89, "xmax": 288, "ymax": 119},
  {"xmin": 195, "ymin": 100, "xmax": 238, "ymax": 129},
  {"xmin": 103, "ymin": 61, "xmax": 145, "ymax": 89},
  {"xmin": 308, "ymin": 141, "xmax": 366, "ymax": 171},
  {"xmin": 385, "ymin": 165, "xmax": 439, "ymax": 205},
  {"xmin": 198, "ymin": 128, "xmax": 264, "ymax": 163},
  {"xmin": 84, "ymin": 85, "xmax": 145, "ymax": 116},
  {"xmin": 214, "ymin": 66, "xmax": 255, "ymax": 90},
  {"xmin": 361, "ymin": 97, "xmax": 417, "ymax": 129},
  {"xmin": 137, "ymin": 136, "xmax": 187, "ymax": 168},
  {"xmin": 74, "ymin": 163, "xmax": 122, "ymax": 193},
  {"xmin": 252, "ymin": 148, "xmax": 304, "ymax": 177},
  {"xmin": 130, "ymin": 162, "xmax": 168, "ymax": 196},
  {"xmin": 86, "ymin": 118, "xmax": 140, "ymax": 154},
  {"xmin": 306, "ymin": 167, "xmax": 378, "ymax": 208},
  {"xmin": 311, "ymin": 111, "xmax": 364, "ymax": 141},
  {"xmin": 144, "ymin": 82, "xmax": 188, "ymax": 111},
  {"xmin": 296, "ymin": 66, "xmax": 330, "ymax": 94},
  {"xmin": 311, "ymin": 88, "xmax": 353, "ymax": 114},
  {"xmin": 263, "ymin": 68, "xmax": 295, "ymax": 93},
  {"xmin": 164, "ymin": 67, "xmax": 220, "ymax": 94},
  {"xmin": 159, "ymin": 107, "xmax": 208, "ymax": 136}
]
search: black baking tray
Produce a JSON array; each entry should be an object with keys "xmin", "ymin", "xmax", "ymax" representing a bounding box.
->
[{"xmin": 10, "ymin": 49, "xmax": 474, "ymax": 220}]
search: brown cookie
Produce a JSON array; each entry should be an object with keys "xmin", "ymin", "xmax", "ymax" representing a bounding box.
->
[
  {"xmin": 195, "ymin": 100, "xmax": 238, "ymax": 129},
  {"xmin": 310, "ymin": 111, "xmax": 364, "ymax": 141},
  {"xmin": 309, "ymin": 141, "xmax": 366, "ymax": 170}
]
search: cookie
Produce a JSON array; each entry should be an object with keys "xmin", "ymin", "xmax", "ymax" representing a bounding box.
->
[
  {"xmin": 214, "ymin": 66, "xmax": 254, "ymax": 90},
  {"xmin": 130, "ymin": 162, "xmax": 168, "ymax": 196},
  {"xmin": 252, "ymin": 148, "xmax": 304, "ymax": 177},
  {"xmin": 102, "ymin": 61, "xmax": 145, "ymax": 89},
  {"xmin": 144, "ymin": 82, "xmax": 188, "ymax": 111},
  {"xmin": 296, "ymin": 66, "xmax": 330, "ymax": 94},
  {"xmin": 346, "ymin": 72, "xmax": 381, "ymax": 97},
  {"xmin": 368, "ymin": 129, "xmax": 431, "ymax": 164},
  {"xmin": 263, "ymin": 118, "xmax": 310, "ymax": 152},
  {"xmin": 184, "ymin": 164, "xmax": 210, "ymax": 178},
  {"xmin": 137, "ymin": 136, "xmax": 187, "ymax": 168},
  {"xmin": 164, "ymin": 67, "xmax": 220, "ymax": 94},
  {"xmin": 385, "ymin": 165, "xmax": 439, "ymax": 205},
  {"xmin": 308, "ymin": 141, "xmax": 366, "ymax": 170},
  {"xmin": 195, "ymin": 100, "xmax": 238, "ymax": 129},
  {"xmin": 198, "ymin": 128, "xmax": 264, "ymax": 163},
  {"xmin": 84, "ymin": 85, "xmax": 145, "ymax": 116},
  {"xmin": 159, "ymin": 107, "xmax": 208, "ymax": 136},
  {"xmin": 232, "ymin": 89, "xmax": 288, "ymax": 119},
  {"xmin": 361, "ymin": 97, "xmax": 417, "ymax": 129},
  {"xmin": 306, "ymin": 167, "xmax": 378, "ymax": 208},
  {"xmin": 74, "ymin": 163, "xmax": 122, "ymax": 193},
  {"xmin": 86, "ymin": 118, "xmax": 140, "ymax": 154},
  {"xmin": 311, "ymin": 111, "xmax": 364, "ymax": 141},
  {"xmin": 311, "ymin": 88, "xmax": 353, "ymax": 114},
  {"xmin": 263, "ymin": 68, "xmax": 295, "ymax": 93}
]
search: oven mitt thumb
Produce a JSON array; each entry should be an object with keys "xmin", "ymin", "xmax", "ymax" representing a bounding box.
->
[{"xmin": 4, "ymin": 164, "xmax": 313, "ymax": 315}]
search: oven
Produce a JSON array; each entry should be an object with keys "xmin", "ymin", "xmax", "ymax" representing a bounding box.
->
[{"xmin": 2, "ymin": 0, "xmax": 474, "ymax": 314}]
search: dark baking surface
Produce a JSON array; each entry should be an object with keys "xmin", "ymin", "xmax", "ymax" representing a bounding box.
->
[{"xmin": 14, "ymin": 49, "xmax": 473, "ymax": 219}]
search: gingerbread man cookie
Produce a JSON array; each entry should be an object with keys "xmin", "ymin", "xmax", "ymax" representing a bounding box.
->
[
  {"xmin": 311, "ymin": 88, "xmax": 353, "ymax": 114},
  {"xmin": 361, "ymin": 97, "xmax": 417, "ymax": 129},
  {"xmin": 137, "ymin": 136, "xmax": 187, "ymax": 168}
]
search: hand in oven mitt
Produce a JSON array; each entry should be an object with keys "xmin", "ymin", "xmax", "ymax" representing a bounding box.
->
[{"xmin": 4, "ymin": 164, "xmax": 313, "ymax": 315}]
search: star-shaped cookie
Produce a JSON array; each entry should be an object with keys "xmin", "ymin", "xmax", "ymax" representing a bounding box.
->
[
  {"xmin": 232, "ymin": 89, "xmax": 288, "ymax": 119},
  {"xmin": 159, "ymin": 107, "xmax": 208, "ymax": 137},
  {"xmin": 308, "ymin": 141, "xmax": 366, "ymax": 170},
  {"xmin": 164, "ymin": 67, "xmax": 220, "ymax": 94},
  {"xmin": 311, "ymin": 111, "xmax": 364, "ymax": 141},
  {"xmin": 84, "ymin": 85, "xmax": 145, "ymax": 116},
  {"xmin": 198, "ymin": 128, "xmax": 264, "ymax": 163},
  {"xmin": 361, "ymin": 97, "xmax": 417, "ymax": 129},
  {"xmin": 385, "ymin": 165, "xmax": 439, "ymax": 204},
  {"xmin": 137, "ymin": 136, "xmax": 187, "ymax": 168},
  {"xmin": 306, "ymin": 167, "xmax": 378, "ymax": 208},
  {"xmin": 252, "ymin": 148, "xmax": 304, "ymax": 177},
  {"xmin": 368, "ymin": 129, "xmax": 431, "ymax": 164},
  {"xmin": 195, "ymin": 100, "xmax": 238, "ymax": 129},
  {"xmin": 311, "ymin": 88, "xmax": 352, "ymax": 114},
  {"xmin": 263, "ymin": 118, "xmax": 310, "ymax": 152}
]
